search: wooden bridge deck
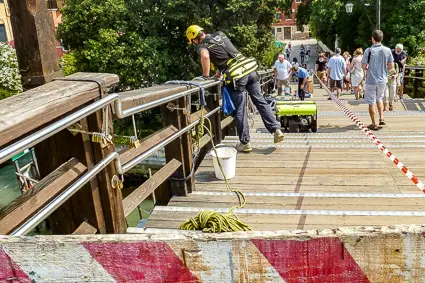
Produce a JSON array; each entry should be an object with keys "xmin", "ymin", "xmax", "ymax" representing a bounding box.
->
[{"xmin": 146, "ymin": 84, "xmax": 425, "ymax": 231}]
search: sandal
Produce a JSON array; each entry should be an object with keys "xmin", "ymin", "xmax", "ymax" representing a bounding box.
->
[
  {"xmin": 389, "ymin": 104, "xmax": 393, "ymax": 111},
  {"xmin": 367, "ymin": 124, "xmax": 379, "ymax": 131},
  {"xmin": 379, "ymin": 120, "xmax": 386, "ymax": 126}
]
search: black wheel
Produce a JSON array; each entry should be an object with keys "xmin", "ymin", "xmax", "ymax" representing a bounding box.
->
[{"xmin": 311, "ymin": 115, "xmax": 318, "ymax": 132}]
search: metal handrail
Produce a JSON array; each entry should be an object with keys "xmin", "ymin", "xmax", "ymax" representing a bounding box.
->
[
  {"xmin": 12, "ymin": 106, "xmax": 221, "ymax": 235},
  {"xmin": 3, "ymin": 70, "xmax": 274, "ymax": 235}
]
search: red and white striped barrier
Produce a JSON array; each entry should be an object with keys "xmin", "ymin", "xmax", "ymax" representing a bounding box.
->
[
  {"xmin": 3, "ymin": 227, "xmax": 425, "ymax": 282},
  {"xmin": 319, "ymin": 76, "xmax": 425, "ymax": 193}
]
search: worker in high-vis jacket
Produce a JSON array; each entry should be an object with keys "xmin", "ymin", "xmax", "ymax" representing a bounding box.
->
[{"xmin": 186, "ymin": 25, "xmax": 284, "ymax": 152}]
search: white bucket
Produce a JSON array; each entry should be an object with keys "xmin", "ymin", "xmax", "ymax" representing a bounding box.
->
[{"xmin": 210, "ymin": 147, "xmax": 237, "ymax": 180}]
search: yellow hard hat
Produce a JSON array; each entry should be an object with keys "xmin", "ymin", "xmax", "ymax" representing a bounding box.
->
[{"xmin": 186, "ymin": 25, "xmax": 204, "ymax": 44}]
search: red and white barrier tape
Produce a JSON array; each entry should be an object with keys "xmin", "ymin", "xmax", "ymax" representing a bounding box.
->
[{"xmin": 314, "ymin": 73, "xmax": 425, "ymax": 193}]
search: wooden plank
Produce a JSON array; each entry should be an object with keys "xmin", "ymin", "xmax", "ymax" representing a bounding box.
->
[
  {"xmin": 119, "ymin": 80, "xmax": 217, "ymax": 110},
  {"xmin": 0, "ymin": 158, "xmax": 87, "ymax": 235},
  {"xmin": 72, "ymin": 221, "xmax": 98, "ymax": 235},
  {"xmin": 190, "ymin": 108, "xmax": 209, "ymax": 123},
  {"xmin": 221, "ymin": 116, "xmax": 234, "ymax": 130},
  {"xmin": 0, "ymin": 72, "xmax": 119, "ymax": 147},
  {"xmin": 122, "ymin": 159, "xmax": 181, "ymax": 217},
  {"xmin": 119, "ymin": 125, "xmax": 178, "ymax": 165}
]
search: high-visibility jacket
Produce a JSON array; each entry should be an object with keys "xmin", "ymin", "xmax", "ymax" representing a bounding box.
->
[{"xmin": 197, "ymin": 31, "xmax": 258, "ymax": 84}]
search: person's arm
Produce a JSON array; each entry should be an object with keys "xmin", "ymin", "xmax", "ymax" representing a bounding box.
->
[
  {"xmin": 315, "ymin": 63, "xmax": 319, "ymax": 73},
  {"xmin": 200, "ymin": 49, "xmax": 210, "ymax": 77}
]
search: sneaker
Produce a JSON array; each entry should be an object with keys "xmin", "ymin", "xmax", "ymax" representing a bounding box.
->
[
  {"xmin": 236, "ymin": 142, "xmax": 252, "ymax": 152},
  {"xmin": 274, "ymin": 129, "xmax": 285, "ymax": 143}
]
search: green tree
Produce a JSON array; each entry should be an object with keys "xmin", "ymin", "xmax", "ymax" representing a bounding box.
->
[
  {"xmin": 298, "ymin": 0, "xmax": 425, "ymax": 57},
  {"xmin": 58, "ymin": 0, "xmax": 292, "ymax": 90}
]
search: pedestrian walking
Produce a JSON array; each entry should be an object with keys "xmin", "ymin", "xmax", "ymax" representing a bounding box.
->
[
  {"xmin": 392, "ymin": 43, "xmax": 407, "ymax": 100},
  {"xmin": 362, "ymin": 30, "xmax": 394, "ymax": 130},
  {"xmin": 327, "ymin": 48, "xmax": 346, "ymax": 99},
  {"xmin": 384, "ymin": 63, "xmax": 399, "ymax": 111},
  {"xmin": 343, "ymin": 52, "xmax": 352, "ymax": 92},
  {"xmin": 315, "ymin": 53, "xmax": 328, "ymax": 88},
  {"xmin": 273, "ymin": 53, "xmax": 292, "ymax": 96},
  {"xmin": 350, "ymin": 48, "xmax": 364, "ymax": 100},
  {"xmin": 186, "ymin": 25, "xmax": 284, "ymax": 152}
]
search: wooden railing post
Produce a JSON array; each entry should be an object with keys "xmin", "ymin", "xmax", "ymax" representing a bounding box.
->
[
  {"xmin": 161, "ymin": 96, "xmax": 194, "ymax": 196},
  {"xmin": 206, "ymin": 84, "xmax": 223, "ymax": 145},
  {"xmin": 32, "ymin": 74, "xmax": 126, "ymax": 234}
]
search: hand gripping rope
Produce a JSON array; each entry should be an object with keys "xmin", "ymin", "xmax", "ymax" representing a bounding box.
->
[
  {"xmin": 314, "ymin": 72, "xmax": 425, "ymax": 193},
  {"xmin": 164, "ymin": 80, "xmax": 251, "ymax": 232}
]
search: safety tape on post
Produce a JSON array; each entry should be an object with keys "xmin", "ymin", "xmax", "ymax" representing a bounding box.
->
[{"xmin": 314, "ymin": 72, "xmax": 425, "ymax": 193}]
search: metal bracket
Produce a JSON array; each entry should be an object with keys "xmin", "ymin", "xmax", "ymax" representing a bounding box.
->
[
  {"xmin": 67, "ymin": 123, "xmax": 83, "ymax": 136},
  {"xmin": 166, "ymin": 102, "xmax": 190, "ymax": 115}
]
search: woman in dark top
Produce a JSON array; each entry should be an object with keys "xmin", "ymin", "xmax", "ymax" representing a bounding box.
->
[{"xmin": 315, "ymin": 53, "xmax": 328, "ymax": 88}]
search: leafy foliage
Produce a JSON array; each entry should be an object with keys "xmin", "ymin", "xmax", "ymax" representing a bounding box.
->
[
  {"xmin": 0, "ymin": 43, "xmax": 23, "ymax": 99},
  {"xmin": 58, "ymin": 0, "xmax": 292, "ymax": 90},
  {"xmin": 297, "ymin": 0, "xmax": 425, "ymax": 57}
]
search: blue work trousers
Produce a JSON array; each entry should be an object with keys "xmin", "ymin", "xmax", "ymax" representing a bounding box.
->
[{"xmin": 226, "ymin": 72, "xmax": 281, "ymax": 144}]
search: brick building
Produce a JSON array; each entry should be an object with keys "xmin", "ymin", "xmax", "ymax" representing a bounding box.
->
[{"xmin": 273, "ymin": 0, "xmax": 309, "ymax": 41}]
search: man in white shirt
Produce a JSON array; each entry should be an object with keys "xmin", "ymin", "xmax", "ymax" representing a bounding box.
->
[
  {"xmin": 273, "ymin": 53, "xmax": 292, "ymax": 96},
  {"xmin": 327, "ymin": 48, "xmax": 346, "ymax": 99}
]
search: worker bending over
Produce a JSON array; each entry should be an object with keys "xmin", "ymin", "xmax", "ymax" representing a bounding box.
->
[{"xmin": 186, "ymin": 25, "xmax": 284, "ymax": 152}]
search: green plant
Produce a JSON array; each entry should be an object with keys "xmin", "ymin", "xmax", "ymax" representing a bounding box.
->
[
  {"xmin": 0, "ymin": 43, "xmax": 23, "ymax": 99},
  {"xmin": 59, "ymin": 52, "xmax": 79, "ymax": 76}
]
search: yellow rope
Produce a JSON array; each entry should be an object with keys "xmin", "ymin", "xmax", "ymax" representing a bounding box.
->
[{"xmin": 179, "ymin": 106, "xmax": 251, "ymax": 233}]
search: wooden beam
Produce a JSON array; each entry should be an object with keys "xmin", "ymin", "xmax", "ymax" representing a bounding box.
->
[
  {"xmin": 190, "ymin": 108, "xmax": 210, "ymax": 123},
  {"xmin": 119, "ymin": 80, "xmax": 216, "ymax": 111},
  {"xmin": 119, "ymin": 126, "xmax": 178, "ymax": 165},
  {"xmin": 122, "ymin": 159, "xmax": 181, "ymax": 217},
  {"xmin": 221, "ymin": 116, "xmax": 234, "ymax": 130},
  {"xmin": 0, "ymin": 158, "xmax": 87, "ymax": 235},
  {"xmin": 0, "ymin": 72, "xmax": 119, "ymax": 148},
  {"xmin": 72, "ymin": 221, "xmax": 98, "ymax": 235},
  {"xmin": 8, "ymin": 0, "xmax": 59, "ymax": 88}
]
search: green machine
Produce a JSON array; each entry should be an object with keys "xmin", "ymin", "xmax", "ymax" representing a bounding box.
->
[{"xmin": 275, "ymin": 100, "xmax": 318, "ymax": 132}]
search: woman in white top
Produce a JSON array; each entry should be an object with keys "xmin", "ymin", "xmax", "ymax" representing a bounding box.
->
[{"xmin": 350, "ymin": 48, "xmax": 364, "ymax": 100}]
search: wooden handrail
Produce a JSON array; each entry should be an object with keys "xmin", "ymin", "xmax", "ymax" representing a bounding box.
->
[
  {"xmin": 0, "ymin": 158, "xmax": 87, "ymax": 235},
  {"xmin": 122, "ymin": 159, "xmax": 181, "ymax": 217}
]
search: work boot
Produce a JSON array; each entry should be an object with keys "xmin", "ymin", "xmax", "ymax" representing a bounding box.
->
[
  {"xmin": 274, "ymin": 129, "xmax": 285, "ymax": 143},
  {"xmin": 236, "ymin": 142, "xmax": 253, "ymax": 153}
]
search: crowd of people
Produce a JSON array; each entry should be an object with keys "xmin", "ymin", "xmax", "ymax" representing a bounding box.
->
[
  {"xmin": 274, "ymin": 30, "xmax": 408, "ymax": 131},
  {"xmin": 312, "ymin": 30, "xmax": 407, "ymax": 130}
]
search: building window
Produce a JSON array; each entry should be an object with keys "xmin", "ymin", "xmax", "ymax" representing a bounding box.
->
[
  {"xmin": 275, "ymin": 13, "xmax": 282, "ymax": 20},
  {"xmin": 295, "ymin": 0, "xmax": 302, "ymax": 3},
  {"xmin": 0, "ymin": 24, "xmax": 7, "ymax": 42},
  {"xmin": 277, "ymin": 28, "xmax": 282, "ymax": 33},
  {"xmin": 47, "ymin": 0, "xmax": 58, "ymax": 10},
  {"xmin": 285, "ymin": 12, "xmax": 292, "ymax": 20}
]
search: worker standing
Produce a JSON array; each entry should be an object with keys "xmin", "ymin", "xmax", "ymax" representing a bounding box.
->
[{"xmin": 186, "ymin": 25, "xmax": 284, "ymax": 153}]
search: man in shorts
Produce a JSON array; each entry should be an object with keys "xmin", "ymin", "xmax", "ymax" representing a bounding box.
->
[
  {"xmin": 327, "ymin": 48, "xmax": 346, "ymax": 99},
  {"xmin": 273, "ymin": 53, "xmax": 292, "ymax": 96},
  {"xmin": 362, "ymin": 30, "xmax": 394, "ymax": 130}
]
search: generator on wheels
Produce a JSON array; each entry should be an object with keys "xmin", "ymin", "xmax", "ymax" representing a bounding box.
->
[{"xmin": 275, "ymin": 100, "xmax": 318, "ymax": 133}]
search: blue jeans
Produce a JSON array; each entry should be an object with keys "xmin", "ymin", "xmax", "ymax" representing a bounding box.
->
[{"xmin": 227, "ymin": 72, "xmax": 281, "ymax": 144}]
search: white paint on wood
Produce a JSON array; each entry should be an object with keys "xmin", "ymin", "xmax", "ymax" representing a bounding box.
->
[{"xmin": 3, "ymin": 241, "xmax": 115, "ymax": 282}]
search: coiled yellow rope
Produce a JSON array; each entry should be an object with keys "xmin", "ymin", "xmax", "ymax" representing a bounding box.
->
[{"xmin": 179, "ymin": 107, "xmax": 251, "ymax": 232}]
